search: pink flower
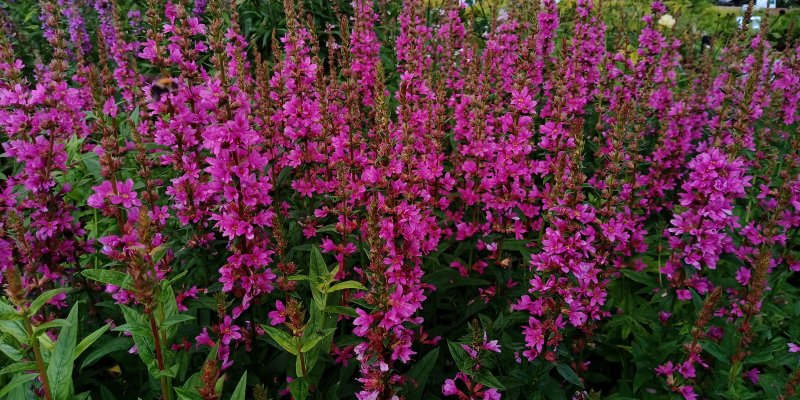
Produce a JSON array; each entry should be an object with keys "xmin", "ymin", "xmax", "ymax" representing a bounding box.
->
[
  {"xmin": 268, "ymin": 300, "xmax": 287, "ymax": 326},
  {"xmin": 442, "ymin": 378, "xmax": 460, "ymax": 396},
  {"xmin": 462, "ymin": 343, "xmax": 479, "ymax": 359},
  {"xmin": 677, "ymin": 360, "xmax": 696, "ymax": 379},
  {"xmin": 743, "ymin": 368, "xmax": 759, "ymax": 384},
  {"xmin": 195, "ymin": 328, "xmax": 215, "ymax": 348},
  {"xmin": 658, "ymin": 311, "xmax": 671, "ymax": 323},
  {"xmin": 677, "ymin": 385, "xmax": 698, "ymax": 400},
  {"xmin": 391, "ymin": 340, "xmax": 415, "ymax": 363},
  {"xmin": 654, "ymin": 361, "xmax": 674, "ymax": 376},
  {"xmin": 353, "ymin": 308, "xmax": 374, "ymax": 337},
  {"xmin": 88, "ymin": 180, "xmax": 114, "ymax": 209},
  {"xmin": 735, "ymin": 267, "xmax": 751, "ymax": 286},
  {"xmin": 102, "ymin": 97, "xmax": 118, "ymax": 117},
  {"xmin": 789, "ymin": 343, "xmax": 800, "ymax": 353},
  {"xmin": 601, "ymin": 219, "xmax": 630, "ymax": 243},
  {"xmin": 567, "ymin": 309, "xmax": 588, "ymax": 327},
  {"xmin": 109, "ymin": 179, "xmax": 141, "ymax": 208},
  {"xmin": 483, "ymin": 388, "xmax": 502, "ymax": 400},
  {"xmin": 482, "ymin": 333, "xmax": 501, "ymax": 353},
  {"xmin": 571, "ymin": 203, "xmax": 597, "ymax": 224},
  {"xmin": 510, "ymin": 87, "xmax": 536, "ymax": 114},
  {"xmin": 218, "ymin": 316, "xmax": 242, "ymax": 346},
  {"xmin": 175, "ymin": 287, "xmax": 199, "ymax": 312}
]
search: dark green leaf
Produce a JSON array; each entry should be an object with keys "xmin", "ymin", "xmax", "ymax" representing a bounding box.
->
[
  {"xmin": 81, "ymin": 269, "xmax": 133, "ymax": 291},
  {"xmin": 0, "ymin": 373, "xmax": 38, "ymax": 398},
  {"xmin": 447, "ymin": 341, "xmax": 477, "ymax": 374},
  {"xmin": 74, "ymin": 323, "xmax": 110, "ymax": 360},
  {"xmin": 325, "ymin": 305, "xmax": 358, "ymax": 317},
  {"xmin": 81, "ymin": 153, "xmax": 101, "ymax": 179},
  {"xmin": 230, "ymin": 372, "xmax": 247, "ymax": 400},
  {"xmin": 407, "ymin": 348, "xmax": 439, "ymax": 400},
  {"xmin": 289, "ymin": 377, "xmax": 309, "ymax": 400},
  {"xmin": 28, "ymin": 288, "xmax": 71, "ymax": 316},
  {"xmin": 702, "ymin": 340, "xmax": 730, "ymax": 363},
  {"xmin": 620, "ymin": 269, "xmax": 657, "ymax": 287},
  {"xmin": 48, "ymin": 304, "xmax": 79, "ymax": 400},
  {"xmin": 327, "ymin": 281, "xmax": 367, "ymax": 293},
  {"xmin": 261, "ymin": 325, "xmax": 298, "ymax": 355},
  {"xmin": 555, "ymin": 363, "xmax": 584, "ymax": 389},
  {"xmin": 162, "ymin": 314, "xmax": 196, "ymax": 330},
  {"xmin": 300, "ymin": 332, "xmax": 326, "ymax": 353},
  {"xmin": 80, "ymin": 337, "xmax": 132, "ymax": 370},
  {"xmin": 309, "ymin": 245, "xmax": 328, "ymax": 278},
  {"xmin": 120, "ymin": 305, "xmax": 159, "ymax": 374},
  {"xmin": 0, "ymin": 361, "xmax": 37, "ymax": 376},
  {"xmin": 473, "ymin": 369, "xmax": 505, "ymax": 390},
  {"xmin": 32, "ymin": 319, "xmax": 72, "ymax": 337}
]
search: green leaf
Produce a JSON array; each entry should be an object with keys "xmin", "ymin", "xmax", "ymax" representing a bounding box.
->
[
  {"xmin": 32, "ymin": 319, "xmax": 72, "ymax": 337},
  {"xmin": 150, "ymin": 246, "xmax": 168, "ymax": 264},
  {"xmin": 539, "ymin": 376, "xmax": 567, "ymax": 400},
  {"xmin": 175, "ymin": 378, "xmax": 203, "ymax": 400},
  {"xmin": 555, "ymin": 364, "xmax": 584, "ymax": 389},
  {"xmin": 702, "ymin": 340, "xmax": 730, "ymax": 363},
  {"xmin": 0, "ymin": 340, "xmax": 25, "ymax": 361},
  {"xmin": 325, "ymin": 305, "xmax": 358, "ymax": 317},
  {"xmin": 28, "ymin": 288, "xmax": 71, "ymax": 316},
  {"xmin": 159, "ymin": 283, "xmax": 179, "ymax": 323},
  {"xmin": 0, "ymin": 309, "xmax": 28, "ymax": 344},
  {"xmin": 75, "ymin": 324, "xmax": 111, "ymax": 360},
  {"xmin": 301, "ymin": 303, "xmax": 338, "ymax": 380},
  {"xmin": 167, "ymin": 270, "xmax": 188, "ymax": 285},
  {"xmin": 230, "ymin": 372, "xmax": 247, "ymax": 400},
  {"xmin": 152, "ymin": 364, "xmax": 179, "ymax": 378},
  {"xmin": 300, "ymin": 332, "xmax": 326, "ymax": 353},
  {"xmin": 120, "ymin": 305, "xmax": 159, "ymax": 374},
  {"xmin": 632, "ymin": 369, "xmax": 649, "ymax": 393},
  {"xmin": 48, "ymin": 304, "xmax": 79, "ymax": 400},
  {"xmin": 261, "ymin": 325, "xmax": 298, "ymax": 355},
  {"xmin": 162, "ymin": 314, "xmax": 196, "ymax": 330},
  {"xmin": 0, "ymin": 373, "xmax": 38, "ymax": 398},
  {"xmin": 81, "ymin": 269, "xmax": 133, "ymax": 291},
  {"xmin": 447, "ymin": 341, "xmax": 477, "ymax": 373},
  {"xmin": 327, "ymin": 281, "xmax": 367, "ymax": 293},
  {"xmin": 620, "ymin": 269, "xmax": 657, "ymax": 287},
  {"xmin": 289, "ymin": 377, "xmax": 309, "ymax": 400},
  {"xmin": 0, "ymin": 312, "xmax": 23, "ymax": 321},
  {"xmin": 309, "ymin": 245, "xmax": 328, "ymax": 278},
  {"xmin": 81, "ymin": 152, "xmax": 101, "ymax": 179},
  {"xmin": 80, "ymin": 337, "xmax": 132, "ymax": 370},
  {"xmin": 473, "ymin": 369, "xmax": 505, "ymax": 390},
  {"xmin": 746, "ymin": 350, "xmax": 773, "ymax": 364},
  {"xmin": 74, "ymin": 392, "xmax": 91, "ymax": 400},
  {"xmin": 0, "ymin": 361, "xmax": 37, "ymax": 376},
  {"xmin": 407, "ymin": 348, "xmax": 439, "ymax": 400},
  {"xmin": 130, "ymin": 106, "xmax": 141, "ymax": 124}
]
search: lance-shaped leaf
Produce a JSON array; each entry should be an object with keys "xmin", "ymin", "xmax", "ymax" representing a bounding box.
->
[{"xmin": 47, "ymin": 304, "xmax": 79, "ymax": 400}]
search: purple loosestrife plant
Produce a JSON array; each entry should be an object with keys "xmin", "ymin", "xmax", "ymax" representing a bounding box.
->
[{"xmin": 1, "ymin": 0, "xmax": 800, "ymax": 399}]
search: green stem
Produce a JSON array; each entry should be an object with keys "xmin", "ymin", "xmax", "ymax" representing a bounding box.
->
[
  {"xmin": 148, "ymin": 313, "xmax": 171, "ymax": 400},
  {"xmin": 298, "ymin": 347, "xmax": 309, "ymax": 378},
  {"xmin": 23, "ymin": 313, "xmax": 53, "ymax": 400}
]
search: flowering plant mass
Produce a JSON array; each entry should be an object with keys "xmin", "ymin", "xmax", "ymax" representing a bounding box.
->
[{"xmin": 1, "ymin": 0, "xmax": 800, "ymax": 399}]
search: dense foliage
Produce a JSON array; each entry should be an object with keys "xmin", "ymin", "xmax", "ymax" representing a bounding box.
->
[{"xmin": 1, "ymin": 0, "xmax": 800, "ymax": 399}]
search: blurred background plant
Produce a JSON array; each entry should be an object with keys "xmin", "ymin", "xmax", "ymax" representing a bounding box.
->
[{"xmin": 1, "ymin": 0, "xmax": 797, "ymax": 82}]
